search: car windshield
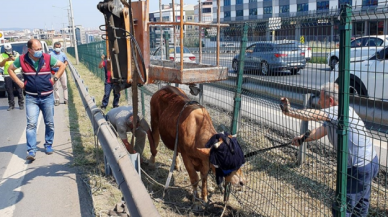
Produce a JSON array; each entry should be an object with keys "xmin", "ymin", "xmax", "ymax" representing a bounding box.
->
[
  {"xmin": 154, "ymin": 47, "xmax": 191, "ymax": 56},
  {"xmin": 1, "ymin": 42, "xmax": 27, "ymax": 55},
  {"xmin": 168, "ymin": 47, "xmax": 191, "ymax": 54}
]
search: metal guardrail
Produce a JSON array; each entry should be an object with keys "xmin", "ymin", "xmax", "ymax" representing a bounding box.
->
[{"xmin": 68, "ymin": 62, "xmax": 160, "ymax": 217}]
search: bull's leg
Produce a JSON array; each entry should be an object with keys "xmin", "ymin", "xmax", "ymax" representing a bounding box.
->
[
  {"xmin": 149, "ymin": 110, "xmax": 160, "ymax": 164},
  {"xmin": 200, "ymin": 166, "xmax": 209, "ymax": 203},
  {"xmin": 180, "ymin": 153, "xmax": 199, "ymax": 203},
  {"xmin": 175, "ymin": 155, "xmax": 182, "ymax": 171}
]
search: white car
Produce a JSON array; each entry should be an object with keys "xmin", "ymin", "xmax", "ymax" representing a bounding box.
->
[
  {"xmin": 151, "ymin": 46, "xmax": 196, "ymax": 63},
  {"xmin": 327, "ymin": 35, "xmax": 388, "ymax": 70},
  {"xmin": 330, "ymin": 46, "xmax": 388, "ymax": 101}
]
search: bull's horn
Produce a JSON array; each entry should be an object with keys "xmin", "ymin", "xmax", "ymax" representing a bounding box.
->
[
  {"xmin": 197, "ymin": 148, "xmax": 211, "ymax": 158},
  {"xmin": 214, "ymin": 138, "xmax": 223, "ymax": 149}
]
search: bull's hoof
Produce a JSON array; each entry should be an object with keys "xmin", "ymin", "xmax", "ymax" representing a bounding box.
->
[{"xmin": 149, "ymin": 155, "xmax": 156, "ymax": 164}]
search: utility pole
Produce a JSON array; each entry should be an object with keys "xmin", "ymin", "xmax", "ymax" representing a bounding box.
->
[
  {"xmin": 62, "ymin": 23, "xmax": 67, "ymax": 52},
  {"xmin": 69, "ymin": 0, "xmax": 79, "ymax": 64},
  {"xmin": 67, "ymin": 9, "xmax": 74, "ymax": 47}
]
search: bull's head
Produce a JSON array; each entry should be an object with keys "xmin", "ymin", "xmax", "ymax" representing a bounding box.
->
[{"xmin": 197, "ymin": 135, "xmax": 247, "ymax": 190}]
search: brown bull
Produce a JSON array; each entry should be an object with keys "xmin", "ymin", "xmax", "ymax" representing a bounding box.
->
[{"xmin": 149, "ymin": 86, "xmax": 246, "ymax": 204}]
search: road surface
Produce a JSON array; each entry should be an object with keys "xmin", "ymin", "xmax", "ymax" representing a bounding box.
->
[{"xmin": 0, "ymin": 91, "xmax": 93, "ymax": 216}]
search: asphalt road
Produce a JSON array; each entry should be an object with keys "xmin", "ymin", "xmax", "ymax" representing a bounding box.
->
[
  {"xmin": 0, "ymin": 92, "xmax": 93, "ymax": 216},
  {"xmin": 195, "ymin": 54, "xmax": 331, "ymax": 90}
]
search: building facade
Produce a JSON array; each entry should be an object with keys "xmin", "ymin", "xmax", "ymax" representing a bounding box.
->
[
  {"xmin": 194, "ymin": 0, "xmax": 214, "ymax": 23},
  {"xmin": 212, "ymin": 0, "xmax": 388, "ymax": 41},
  {"xmin": 149, "ymin": 4, "xmax": 195, "ymax": 46}
]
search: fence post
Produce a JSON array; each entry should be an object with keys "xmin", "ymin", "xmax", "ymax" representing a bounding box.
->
[
  {"xmin": 297, "ymin": 93, "xmax": 313, "ymax": 166},
  {"xmin": 231, "ymin": 23, "xmax": 248, "ymax": 135},
  {"xmin": 334, "ymin": 4, "xmax": 351, "ymax": 217},
  {"xmin": 199, "ymin": 84, "xmax": 204, "ymax": 105}
]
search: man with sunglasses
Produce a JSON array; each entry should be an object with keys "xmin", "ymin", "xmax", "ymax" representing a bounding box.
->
[{"xmin": 7, "ymin": 39, "xmax": 67, "ymax": 161}]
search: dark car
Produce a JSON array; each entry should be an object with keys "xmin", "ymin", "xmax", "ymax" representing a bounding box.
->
[{"xmin": 232, "ymin": 41, "xmax": 306, "ymax": 75}]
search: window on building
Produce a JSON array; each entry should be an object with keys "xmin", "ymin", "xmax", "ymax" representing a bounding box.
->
[
  {"xmin": 236, "ymin": 10, "xmax": 244, "ymax": 16},
  {"xmin": 280, "ymin": 5, "xmax": 289, "ymax": 13},
  {"xmin": 317, "ymin": 1, "xmax": 330, "ymax": 10},
  {"xmin": 203, "ymin": 2, "xmax": 212, "ymax": 5},
  {"xmin": 236, "ymin": 0, "xmax": 243, "ymax": 4},
  {"xmin": 249, "ymin": 8, "xmax": 257, "ymax": 16},
  {"xmin": 339, "ymin": 0, "xmax": 352, "ymax": 5},
  {"xmin": 162, "ymin": 16, "xmax": 170, "ymax": 21},
  {"xmin": 264, "ymin": 6, "xmax": 272, "ymax": 14},
  {"xmin": 362, "ymin": 0, "xmax": 378, "ymax": 6},
  {"xmin": 369, "ymin": 21, "xmax": 384, "ymax": 35},
  {"xmin": 224, "ymin": 0, "xmax": 231, "ymax": 6},
  {"xmin": 224, "ymin": 11, "xmax": 231, "ymax": 18},
  {"xmin": 297, "ymin": 3, "xmax": 308, "ymax": 12},
  {"xmin": 202, "ymin": 8, "xmax": 211, "ymax": 13},
  {"xmin": 249, "ymin": 0, "xmax": 257, "ymax": 2}
]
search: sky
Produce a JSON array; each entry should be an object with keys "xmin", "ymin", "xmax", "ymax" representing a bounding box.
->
[{"xmin": 0, "ymin": 0, "xmax": 202, "ymax": 30}]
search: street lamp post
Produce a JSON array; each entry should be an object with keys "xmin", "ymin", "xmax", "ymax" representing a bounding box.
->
[{"xmin": 69, "ymin": 0, "xmax": 79, "ymax": 64}]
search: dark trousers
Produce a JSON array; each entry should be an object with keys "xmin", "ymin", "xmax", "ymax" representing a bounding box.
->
[
  {"xmin": 332, "ymin": 156, "xmax": 379, "ymax": 217},
  {"xmin": 101, "ymin": 82, "xmax": 120, "ymax": 108},
  {"xmin": 5, "ymin": 75, "xmax": 24, "ymax": 107}
]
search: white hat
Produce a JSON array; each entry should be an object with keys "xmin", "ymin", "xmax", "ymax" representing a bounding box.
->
[{"xmin": 3, "ymin": 43, "xmax": 12, "ymax": 53}]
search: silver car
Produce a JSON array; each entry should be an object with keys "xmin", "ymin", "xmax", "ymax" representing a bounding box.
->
[{"xmin": 232, "ymin": 42, "xmax": 306, "ymax": 75}]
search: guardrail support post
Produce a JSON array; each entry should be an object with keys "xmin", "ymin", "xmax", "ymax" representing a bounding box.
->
[
  {"xmin": 297, "ymin": 93, "xmax": 313, "ymax": 166},
  {"xmin": 231, "ymin": 23, "xmax": 248, "ymax": 135},
  {"xmin": 334, "ymin": 4, "xmax": 351, "ymax": 217}
]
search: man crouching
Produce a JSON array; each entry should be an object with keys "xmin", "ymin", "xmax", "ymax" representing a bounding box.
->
[{"xmin": 105, "ymin": 106, "xmax": 154, "ymax": 163}]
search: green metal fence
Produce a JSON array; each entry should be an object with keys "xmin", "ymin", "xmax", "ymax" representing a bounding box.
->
[{"xmin": 68, "ymin": 4, "xmax": 387, "ymax": 216}]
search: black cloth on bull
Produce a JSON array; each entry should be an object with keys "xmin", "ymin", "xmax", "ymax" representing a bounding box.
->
[{"xmin": 205, "ymin": 132, "xmax": 245, "ymax": 185}]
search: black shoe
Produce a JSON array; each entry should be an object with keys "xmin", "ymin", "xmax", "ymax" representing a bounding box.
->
[{"xmin": 7, "ymin": 106, "xmax": 14, "ymax": 111}]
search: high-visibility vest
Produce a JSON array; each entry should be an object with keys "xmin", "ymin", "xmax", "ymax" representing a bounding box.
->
[{"xmin": 1, "ymin": 52, "xmax": 20, "ymax": 75}]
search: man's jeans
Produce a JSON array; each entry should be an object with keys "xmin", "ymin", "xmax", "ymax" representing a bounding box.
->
[
  {"xmin": 101, "ymin": 82, "xmax": 120, "ymax": 108},
  {"xmin": 332, "ymin": 156, "xmax": 379, "ymax": 217},
  {"xmin": 25, "ymin": 94, "xmax": 55, "ymax": 152}
]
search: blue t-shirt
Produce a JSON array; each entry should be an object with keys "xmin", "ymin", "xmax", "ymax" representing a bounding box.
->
[{"xmin": 49, "ymin": 51, "xmax": 68, "ymax": 72}]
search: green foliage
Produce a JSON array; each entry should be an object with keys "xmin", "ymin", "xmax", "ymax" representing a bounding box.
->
[
  {"xmin": 309, "ymin": 57, "xmax": 327, "ymax": 64},
  {"xmin": 45, "ymin": 39, "xmax": 53, "ymax": 46}
]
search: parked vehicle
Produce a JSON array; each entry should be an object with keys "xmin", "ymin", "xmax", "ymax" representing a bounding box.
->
[
  {"xmin": 330, "ymin": 46, "xmax": 388, "ymax": 101},
  {"xmin": 0, "ymin": 41, "xmax": 50, "ymax": 55},
  {"xmin": 232, "ymin": 41, "xmax": 306, "ymax": 75},
  {"xmin": 327, "ymin": 35, "xmax": 388, "ymax": 70},
  {"xmin": 151, "ymin": 46, "xmax": 196, "ymax": 63}
]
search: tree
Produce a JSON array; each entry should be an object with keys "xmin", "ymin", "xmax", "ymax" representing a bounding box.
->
[{"xmin": 45, "ymin": 40, "xmax": 53, "ymax": 46}]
